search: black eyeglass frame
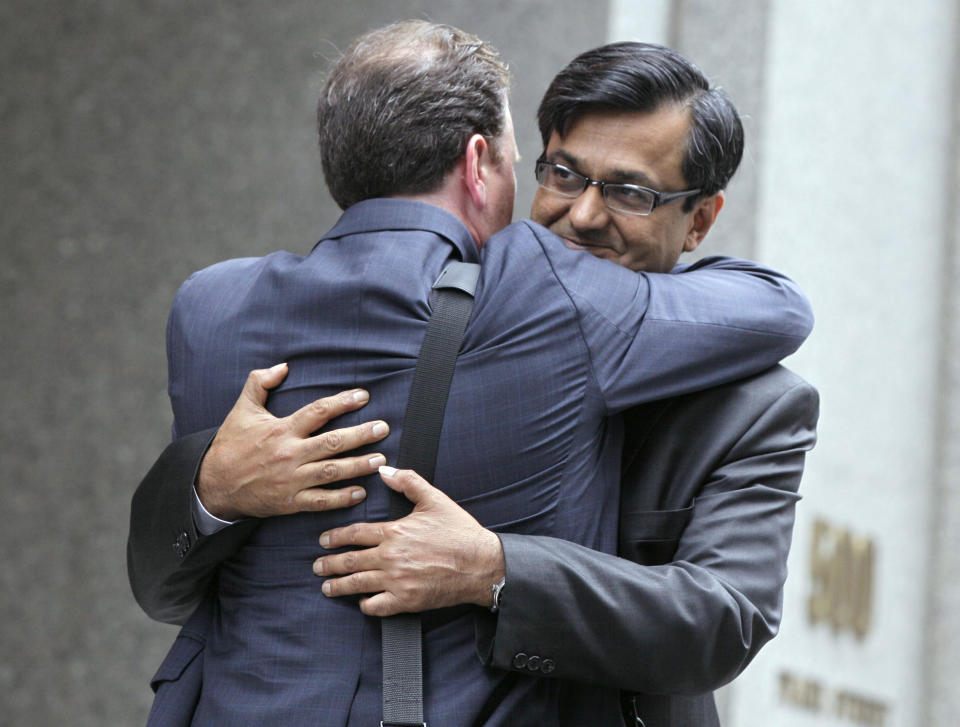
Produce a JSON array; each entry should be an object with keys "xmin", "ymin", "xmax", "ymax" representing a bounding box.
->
[{"xmin": 534, "ymin": 159, "xmax": 701, "ymax": 216}]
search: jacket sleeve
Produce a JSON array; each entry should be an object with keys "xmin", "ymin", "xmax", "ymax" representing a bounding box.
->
[
  {"xmin": 527, "ymin": 218, "xmax": 814, "ymax": 411},
  {"xmin": 598, "ymin": 255, "xmax": 813, "ymax": 411},
  {"xmin": 476, "ymin": 373, "xmax": 819, "ymax": 695},
  {"xmin": 128, "ymin": 268, "xmax": 263, "ymax": 625},
  {"xmin": 126, "ymin": 427, "xmax": 259, "ymax": 625}
]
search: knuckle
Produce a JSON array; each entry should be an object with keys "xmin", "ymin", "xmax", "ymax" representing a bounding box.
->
[
  {"xmin": 335, "ymin": 574, "xmax": 357, "ymax": 595},
  {"xmin": 344, "ymin": 524, "xmax": 363, "ymax": 545},
  {"xmin": 308, "ymin": 493, "xmax": 330, "ymax": 511},
  {"xmin": 397, "ymin": 581, "xmax": 419, "ymax": 605},
  {"xmin": 334, "ymin": 524, "xmax": 354, "ymax": 545},
  {"xmin": 319, "ymin": 461, "xmax": 340, "ymax": 482},
  {"xmin": 322, "ymin": 430, "xmax": 344, "ymax": 452},
  {"xmin": 384, "ymin": 521, "xmax": 407, "ymax": 542},
  {"xmin": 310, "ymin": 398, "xmax": 333, "ymax": 420},
  {"xmin": 264, "ymin": 420, "xmax": 289, "ymax": 442},
  {"xmin": 270, "ymin": 445, "xmax": 293, "ymax": 465},
  {"xmin": 380, "ymin": 541, "xmax": 404, "ymax": 567},
  {"xmin": 351, "ymin": 573, "xmax": 371, "ymax": 594},
  {"xmin": 344, "ymin": 456, "xmax": 367, "ymax": 476}
]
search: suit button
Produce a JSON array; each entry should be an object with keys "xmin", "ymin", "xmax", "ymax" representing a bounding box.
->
[
  {"xmin": 173, "ymin": 531, "xmax": 191, "ymax": 559},
  {"xmin": 512, "ymin": 652, "xmax": 528, "ymax": 669},
  {"xmin": 526, "ymin": 655, "xmax": 541, "ymax": 671},
  {"xmin": 541, "ymin": 658, "xmax": 556, "ymax": 674}
]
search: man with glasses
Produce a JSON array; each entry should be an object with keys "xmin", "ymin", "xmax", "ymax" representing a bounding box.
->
[
  {"xmin": 463, "ymin": 43, "xmax": 818, "ymax": 724},
  {"xmin": 129, "ymin": 31, "xmax": 815, "ymax": 727},
  {"xmin": 535, "ymin": 159, "xmax": 702, "ymax": 225},
  {"xmin": 315, "ymin": 42, "xmax": 818, "ymax": 725}
]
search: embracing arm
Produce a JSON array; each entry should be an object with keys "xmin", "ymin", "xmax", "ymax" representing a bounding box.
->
[
  {"xmin": 477, "ymin": 369, "xmax": 819, "ymax": 694},
  {"xmin": 126, "ymin": 366, "xmax": 390, "ymax": 625},
  {"xmin": 528, "ymin": 216, "xmax": 814, "ymax": 408},
  {"xmin": 313, "ymin": 369, "xmax": 819, "ymax": 693},
  {"xmin": 127, "ymin": 426, "xmax": 256, "ymax": 624}
]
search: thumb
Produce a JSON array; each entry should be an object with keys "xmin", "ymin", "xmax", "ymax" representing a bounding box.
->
[
  {"xmin": 240, "ymin": 363, "xmax": 288, "ymax": 408},
  {"xmin": 378, "ymin": 466, "xmax": 437, "ymax": 506}
]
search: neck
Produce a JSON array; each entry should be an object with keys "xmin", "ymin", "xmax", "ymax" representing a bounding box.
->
[{"xmin": 392, "ymin": 173, "xmax": 485, "ymax": 250}]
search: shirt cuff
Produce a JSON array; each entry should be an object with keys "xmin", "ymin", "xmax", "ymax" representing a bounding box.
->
[{"xmin": 192, "ymin": 485, "xmax": 240, "ymax": 536}]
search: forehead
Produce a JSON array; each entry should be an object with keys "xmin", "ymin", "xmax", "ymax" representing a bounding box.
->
[{"xmin": 546, "ymin": 106, "xmax": 691, "ymax": 187}]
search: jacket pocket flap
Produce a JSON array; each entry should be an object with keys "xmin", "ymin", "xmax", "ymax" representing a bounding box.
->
[{"xmin": 150, "ymin": 634, "xmax": 203, "ymax": 691}]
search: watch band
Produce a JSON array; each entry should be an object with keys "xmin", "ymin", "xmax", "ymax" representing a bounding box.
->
[{"xmin": 490, "ymin": 576, "xmax": 506, "ymax": 613}]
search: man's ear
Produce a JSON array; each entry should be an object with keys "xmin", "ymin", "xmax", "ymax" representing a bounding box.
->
[
  {"xmin": 683, "ymin": 191, "xmax": 724, "ymax": 253},
  {"xmin": 463, "ymin": 133, "xmax": 489, "ymax": 209}
]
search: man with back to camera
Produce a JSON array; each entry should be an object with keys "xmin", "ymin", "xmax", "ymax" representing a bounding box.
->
[{"xmin": 128, "ymin": 22, "xmax": 817, "ymax": 727}]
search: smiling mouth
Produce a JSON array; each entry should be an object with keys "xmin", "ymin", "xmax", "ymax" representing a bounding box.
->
[{"xmin": 561, "ymin": 237, "xmax": 613, "ymax": 252}]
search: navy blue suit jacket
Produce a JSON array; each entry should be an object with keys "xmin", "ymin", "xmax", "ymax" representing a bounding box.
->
[{"xmin": 139, "ymin": 198, "xmax": 812, "ymax": 726}]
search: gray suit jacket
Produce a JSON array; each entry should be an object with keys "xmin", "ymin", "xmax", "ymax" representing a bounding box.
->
[
  {"xmin": 132, "ymin": 366, "xmax": 816, "ymax": 726},
  {"xmin": 479, "ymin": 365, "xmax": 818, "ymax": 726}
]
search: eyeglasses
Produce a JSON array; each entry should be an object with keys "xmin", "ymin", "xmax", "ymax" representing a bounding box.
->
[{"xmin": 534, "ymin": 159, "xmax": 701, "ymax": 216}]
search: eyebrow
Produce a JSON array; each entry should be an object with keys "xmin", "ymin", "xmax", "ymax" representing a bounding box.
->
[{"xmin": 546, "ymin": 149, "xmax": 659, "ymax": 188}]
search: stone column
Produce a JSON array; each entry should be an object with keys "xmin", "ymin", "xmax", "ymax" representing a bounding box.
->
[{"xmin": 923, "ymin": 6, "xmax": 960, "ymax": 723}]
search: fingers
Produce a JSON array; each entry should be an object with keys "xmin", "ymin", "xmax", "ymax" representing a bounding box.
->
[
  {"xmin": 288, "ymin": 389, "xmax": 374, "ymax": 436},
  {"xmin": 316, "ymin": 561, "xmax": 411, "ymax": 617},
  {"xmin": 292, "ymin": 484, "xmax": 368, "ymax": 513},
  {"xmin": 302, "ymin": 419, "xmax": 390, "ymax": 463},
  {"xmin": 378, "ymin": 466, "xmax": 440, "ymax": 506},
  {"xmin": 318, "ymin": 568, "xmax": 417, "ymax": 617},
  {"xmin": 240, "ymin": 363, "xmax": 288, "ymax": 407},
  {"xmin": 358, "ymin": 593, "xmax": 405, "ymax": 617},
  {"xmin": 318, "ymin": 521, "xmax": 384, "ymax": 550},
  {"xmin": 314, "ymin": 545, "xmax": 387, "ymax": 598},
  {"xmin": 319, "ymin": 570, "xmax": 385, "ymax": 598},
  {"xmin": 296, "ymin": 452, "xmax": 387, "ymax": 491}
]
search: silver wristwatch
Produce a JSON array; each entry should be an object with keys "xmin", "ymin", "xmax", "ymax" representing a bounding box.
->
[{"xmin": 490, "ymin": 576, "xmax": 506, "ymax": 613}]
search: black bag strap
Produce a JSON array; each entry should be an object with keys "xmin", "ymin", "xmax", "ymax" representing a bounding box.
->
[{"xmin": 381, "ymin": 261, "xmax": 480, "ymax": 727}]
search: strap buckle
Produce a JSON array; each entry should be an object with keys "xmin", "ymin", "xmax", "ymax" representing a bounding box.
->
[{"xmin": 432, "ymin": 261, "xmax": 480, "ymax": 295}]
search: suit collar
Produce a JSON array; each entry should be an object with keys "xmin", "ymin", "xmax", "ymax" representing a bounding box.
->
[{"xmin": 317, "ymin": 198, "xmax": 480, "ymax": 263}]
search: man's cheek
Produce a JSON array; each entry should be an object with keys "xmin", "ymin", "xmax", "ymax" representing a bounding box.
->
[{"xmin": 530, "ymin": 195, "xmax": 565, "ymax": 227}]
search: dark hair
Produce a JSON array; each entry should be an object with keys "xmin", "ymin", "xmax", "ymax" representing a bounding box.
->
[
  {"xmin": 317, "ymin": 20, "xmax": 512, "ymax": 210},
  {"xmin": 537, "ymin": 42, "xmax": 743, "ymax": 209}
]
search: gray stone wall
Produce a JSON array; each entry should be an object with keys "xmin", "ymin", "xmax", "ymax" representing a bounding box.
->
[
  {"xmin": 671, "ymin": 0, "xmax": 772, "ymax": 263},
  {"xmin": 690, "ymin": 2, "xmax": 959, "ymax": 725},
  {"xmin": 924, "ymin": 5, "xmax": 960, "ymax": 723},
  {"xmin": 0, "ymin": 3, "xmax": 606, "ymax": 725}
]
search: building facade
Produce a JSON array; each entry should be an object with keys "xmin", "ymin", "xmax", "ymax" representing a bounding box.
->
[
  {"xmin": 2, "ymin": 1, "xmax": 957, "ymax": 724},
  {"xmin": 622, "ymin": 3, "xmax": 960, "ymax": 726}
]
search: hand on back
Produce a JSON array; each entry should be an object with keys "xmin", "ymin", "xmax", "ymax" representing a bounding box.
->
[{"xmin": 196, "ymin": 363, "xmax": 389, "ymax": 520}]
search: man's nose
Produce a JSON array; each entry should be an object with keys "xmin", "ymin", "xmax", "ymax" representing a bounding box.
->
[{"xmin": 567, "ymin": 185, "xmax": 609, "ymax": 232}]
